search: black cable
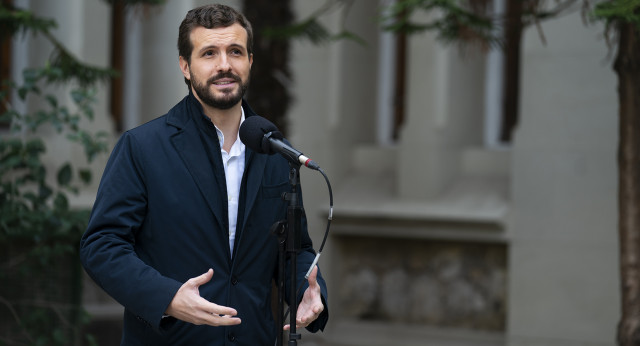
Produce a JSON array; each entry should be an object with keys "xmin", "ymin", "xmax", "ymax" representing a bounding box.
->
[{"xmin": 282, "ymin": 167, "xmax": 333, "ymax": 326}]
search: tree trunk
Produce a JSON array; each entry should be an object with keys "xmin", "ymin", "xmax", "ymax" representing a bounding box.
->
[
  {"xmin": 110, "ymin": 0, "xmax": 125, "ymax": 132},
  {"xmin": 616, "ymin": 21, "xmax": 640, "ymax": 346},
  {"xmin": 499, "ymin": 0, "xmax": 523, "ymax": 143},
  {"xmin": 242, "ymin": 0, "xmax": 292, "ymax": 135}
]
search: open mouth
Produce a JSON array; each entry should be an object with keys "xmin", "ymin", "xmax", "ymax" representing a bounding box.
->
[
  {"xmin": 210, "ymin": 73, "xmax": 241, "ymax": 88},
  {"xmin": 213, "ymin": 79, "xmax": 236, "ymax": 86}
]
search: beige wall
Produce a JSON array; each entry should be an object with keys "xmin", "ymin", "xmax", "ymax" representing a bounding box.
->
[{"xmin": 508, "ymin": 7, "xmax": 619, "ymax": 346}]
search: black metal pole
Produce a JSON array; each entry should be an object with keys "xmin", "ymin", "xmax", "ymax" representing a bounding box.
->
[
  {"xmin": 272, "ymin": 220, "xmax": 286, "ymax": 346},
  {"xmin": 286, "ymin": 163, "xmax": 302, "ymax": 345}
]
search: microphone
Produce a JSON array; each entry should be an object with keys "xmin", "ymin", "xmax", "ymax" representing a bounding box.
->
[{"xmin": 239, "ymin": 116, "xmax": 320, "ymax": 170}]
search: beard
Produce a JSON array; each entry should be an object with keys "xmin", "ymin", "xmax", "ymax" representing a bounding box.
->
[{"xmin": 191, "ymin": 70, "xmax": 250, "ymax": 110}]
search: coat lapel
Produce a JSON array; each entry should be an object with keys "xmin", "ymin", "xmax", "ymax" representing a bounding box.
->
[
  {"xmin": 166, "ymin": 97, "xmax": 269, "ymax": 260},
  {"xmin": 169, "ymin": 108, "xmax": 227, "ymax": 234},
  {"xmin": 241, "ymin": 148, "xmax": 267, "ymax": 232}
]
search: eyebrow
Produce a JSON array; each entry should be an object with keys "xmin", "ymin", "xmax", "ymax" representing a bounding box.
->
[{"xmin": 198, "ymin": 43, "xmax": 247, "ymax": 54}]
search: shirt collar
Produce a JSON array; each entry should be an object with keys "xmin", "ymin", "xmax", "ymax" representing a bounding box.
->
[{"xmin": 214, "ymin": 107, "xmax": 246, "ymax": 155}]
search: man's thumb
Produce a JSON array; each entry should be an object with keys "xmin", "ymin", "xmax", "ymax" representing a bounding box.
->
[
  {"xmin": 308, "ymin": 265, "xmax": 318, "ymax": 283},
  {"xmin": 191, "ymin": 268, "xmax": 214, "ymax": 286}
]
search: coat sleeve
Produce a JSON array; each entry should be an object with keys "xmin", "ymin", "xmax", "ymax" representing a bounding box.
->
[{"xmin": 79, "ymin": 132, "xmax": 182, "ymax": 331}]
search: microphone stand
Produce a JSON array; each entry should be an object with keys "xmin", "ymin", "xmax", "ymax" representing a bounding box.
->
[{"xmin": 271, "ymin": 161, "xmax": 303, "ymax": 346}]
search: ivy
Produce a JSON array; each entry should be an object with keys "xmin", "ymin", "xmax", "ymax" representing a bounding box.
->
[{"xmin": 0, "ymin": 1, "xmax": 165, "ymax": 344}]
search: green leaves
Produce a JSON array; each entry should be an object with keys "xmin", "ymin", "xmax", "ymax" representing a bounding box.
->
[
  {"xmin": 0, "ymin": 2, "xmax": 168, "ymax": 345},
  {"xmin": 0, "ymin": 2, "xmax": 113, "ymax": 248},
  {"xmin": 0, "ymin": 3, "xmax": 56, "ymax": 40},
  {"xmin": 57, "ymin": 163, "xmax": 72, "ymax": 187},
  {"xmin": 383, "ymin": 0, "xmax": 501, "ymax": 50},
  {"xmin": 263, "ymin": 18, "xmax": 365, "ymax": 46},
  {"xmin": 381, "ymin": 0, "xmax": 640, "ymax": 51},
  {"xmin": 79, "ymin": 169, "xmax": 92, "ymax": 184},
  {"xmin": 262, "ymin": 0, "xmax": 366, "ymax": 46},
  {"xmin": 0, "ymin": 138, "xmax": 46, "ymax": 181},
  {"xmin": 0, "ymin": 2, "xmax": 109, "ymax": 251},
  {"xmin": 45, "ymin": 43, "xmax": 118, "ymax": 87},
  {"xmin": 593, "ymin": 0, "xmax": 640, "ymax": 25},
  {"xmin": 66, "ymin": 130, "xmax": 109, "ymax": 163},
  {"xmin": 263, "ymin": 18, "xmax": 331, "ymax": 44},
  {"xmin": 53, "ymin": 192, "xmax": 69, "ymax": 213}
]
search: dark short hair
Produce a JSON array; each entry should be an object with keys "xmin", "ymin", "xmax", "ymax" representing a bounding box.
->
[{"xmin": 177, "ymin": 4, "xmax": 253, "ymax": 86}]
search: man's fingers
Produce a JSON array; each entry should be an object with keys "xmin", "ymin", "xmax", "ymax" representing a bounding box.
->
[
  {"xmin": 165, "ymin": 270, "xmax": 244, "ymax": 328},
  {"xmin": 205, "ymin": 301, "xmax": 238, "ymax": 317},
  {"xmin": 283, "ymin": 304, "xmax": 324, "ymax": 330},
  {"xmin": 282, "ymin": 321, "xmax": 309, "ymax": 331},
  {"xmin": 206, "ymin": 313, "xmax": 241, "ymax": 326},
  {"xmin": 296, "ymin": 305, "xmax": 321, "ymax": 324},
  {"xmin": 187, "ymin": 293, "xmax": 238, "ymax": 317},
  {"xmin": 191, "ymin": 300, "xmax": 240, "ymax": 326},
  {"xmin": 193, "ymin": 309, "xmax": 241, "ymax": 326}
]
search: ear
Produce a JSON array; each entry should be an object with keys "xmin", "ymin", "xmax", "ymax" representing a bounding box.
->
[
  {"xmin": 249, "ymin": 53, "xmax": 253, "ymax": 69},
  {"xmin": 179, "ymin": 56, "xmax": 191, "ymax": 81}
]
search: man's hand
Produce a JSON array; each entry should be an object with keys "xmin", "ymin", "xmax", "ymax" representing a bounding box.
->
[
  {"xmin": 165, "ymin": 269, "xmax": 241, "ymax": 326},
  {"xmin": 284, "ymin": 265, "xmax": 324, "ymax": 331}
]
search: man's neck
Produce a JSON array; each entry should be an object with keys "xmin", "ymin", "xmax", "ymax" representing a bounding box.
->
[{"xmin": 202, "ymin": 101, "xmax": 242, "ymax": 153}]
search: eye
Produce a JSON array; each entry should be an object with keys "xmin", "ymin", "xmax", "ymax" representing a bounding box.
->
[
  {"xmin": 203, "ymin": 50, "xmax": 215, "ymax": 57},
  {"xmin": 230, "ymin": 48, "xmax": 243, "ymax": 56}
]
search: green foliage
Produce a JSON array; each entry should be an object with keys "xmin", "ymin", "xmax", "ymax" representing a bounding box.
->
[
  {"xmin": 0, "ymin": 3, "xmax": 115, "ymax": 346},
  {"xmin": 593, "ymin": 0, "xmax": 640, "ymax": 25},
  {"xmin": 46, "ymin": 45, "xmax": 117, "ymax": 88},
  {"xmin": 267, "ymin": 0, "xmax": 505, "ymax": 49},
  {"xmin": 383, "ymin": 0, "xmax": 501, "ymax": 50},
  {"xmin": 263, "ymin": 18, "xmax": 332, "ymax": 44},
  {"xmin": 0, "ymin": 4, "xmax": 56, "ymax": 40},
  {"xmin": 0, "ymin": 3, "xmax": 117, "ymax": 88},
  {"xmin": 386, "ymin": 0, "xmax": 640, "ymax": 50},
  {"xmin": 282, "ymin": 0, "xmax": 640, "ymax": 57},
  {"xmin": 1, "ymin": 1, "xmax": 170, "ymax": 344},
  {"xmin": 261, "ymin": 0, "xmax": 366, "ymax": 46}
]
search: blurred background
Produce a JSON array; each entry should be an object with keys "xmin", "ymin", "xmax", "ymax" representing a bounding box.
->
[{"xmin": 0, "ymin": 0, "xmax": 624, "ymax": 345}]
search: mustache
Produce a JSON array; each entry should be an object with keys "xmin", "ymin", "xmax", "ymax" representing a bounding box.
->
[{"xmin": 208, "ymin": 72, "xmax": 242, "ymax": 84}]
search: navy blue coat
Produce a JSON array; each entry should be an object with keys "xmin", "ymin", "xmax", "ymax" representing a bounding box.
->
[{"xmin": 80, "ymin": 94, "xmax": 328, "ymax": 345}]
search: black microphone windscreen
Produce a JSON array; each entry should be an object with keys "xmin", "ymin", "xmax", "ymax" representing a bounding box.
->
[{"xmin": 239, "ymin": 116, "xmax": 283, "ymax": 154}]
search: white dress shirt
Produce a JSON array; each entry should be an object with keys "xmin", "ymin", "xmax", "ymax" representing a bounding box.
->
[{"xmin": 214, "ymin": 109, "xmax": 245, "ymax": 257}]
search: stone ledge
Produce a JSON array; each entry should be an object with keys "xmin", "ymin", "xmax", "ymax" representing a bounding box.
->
[
  {"xmin": 332, "ymin": 169, "xmax": 509, "ymax": 242},
  {"xmin": 83, "ymin": 303, "xmax": 123, "ymax": 320},
  {"xmin": 313, "ymin": 320, "xmax": 505, "ymax": 346},
  {"xmin": 332, "ymin": 215, "xmax": 506, "ymax": 243}
]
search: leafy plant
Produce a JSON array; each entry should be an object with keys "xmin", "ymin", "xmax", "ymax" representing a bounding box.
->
[
  {"xmin": 261, "ymin": 0, "xmax": 367, "ymax": 46},
  {"xmin": 0, "ymin": 3, "xmax": 114, "ymax": 345}
]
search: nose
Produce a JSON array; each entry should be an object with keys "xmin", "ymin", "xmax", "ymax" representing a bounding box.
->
[{"xmin": 217, "ymin": 54, "xmax": 231, "ymax": 72}]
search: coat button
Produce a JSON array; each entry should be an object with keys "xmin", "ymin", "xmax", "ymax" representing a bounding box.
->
[
  {"xmin": 228, "ymin": 333, "xmax": 236, "ymax": 341},
  {"xmin": 231, "ymin": 276, "xmax": 238, "ymax": 285}
]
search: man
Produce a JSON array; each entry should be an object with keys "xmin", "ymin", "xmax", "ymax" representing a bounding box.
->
[{"xmin": 80, "ymin": 4, "xmax": 328, "ymax": 345}]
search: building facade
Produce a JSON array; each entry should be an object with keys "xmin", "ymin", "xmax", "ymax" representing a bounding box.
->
[{"xmin": 10, "ymin": 0, "xmax": 619, "ymax": 345}]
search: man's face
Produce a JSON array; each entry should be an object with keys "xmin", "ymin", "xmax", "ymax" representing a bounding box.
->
[{"xmin": 180, "ymin": 23, "xmax": 253, "ymax": 110}]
